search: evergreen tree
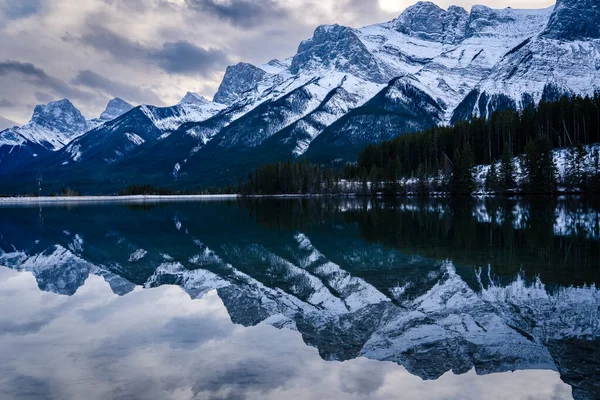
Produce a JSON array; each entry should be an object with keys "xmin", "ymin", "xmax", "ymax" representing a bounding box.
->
[
  {"xmin": 485, "ymin": 162, "xmax": 500, "ymax": 193},
  {"xmin": 586, "ymin": 148, "xmax": 600, "ymax": 193},
  {"xmin": 450, "ymin": 144, "xmax": 475, "ymax": 195},
  {"xmin": 369, "ymin": 167, "xmax": 379, "ymax": 197},
  {"xmin": 565, "ymin": 144, "xmax": 588, "ymax": 191},
  {"xmin": 498, "ymin": 144, "xmax": 516, "ymax": 192},
  {"xmin": 360, "ymin": 171, "xmax": 368, "ymax": 196},
  {"xmin": 416, "ymin": 164, "xmax": 429, "ymax": 197},
  {"xmin": 521, "ymin": 137, "xmax": 557, "ymax": 194}
]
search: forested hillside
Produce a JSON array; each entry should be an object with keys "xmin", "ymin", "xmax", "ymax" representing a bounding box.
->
[{"xmin": 240, "ymin": 94, "xmax": 600, "ymax": 196}]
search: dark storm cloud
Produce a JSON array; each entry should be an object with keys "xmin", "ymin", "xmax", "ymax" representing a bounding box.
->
[
  {"xmin": 0, "ymin": 60, "xmax": 94, "ymax": 101},
  {"xmin": 152, "ymin": 41, "xmax": 230, "ymax": 74},
  {"xmin": 186, "ymin": 0, "xmax": 288, "ymax": 28},
  {"xmin": 72, "ymin": 26, "xmax": 231, "ymax": 77},
  {"xmin": 72, "ymin": 70, "xmax": 163, "ymax": 105},
  {"xmin": 1, "ymin": 0, "xmax": 42, "ymax": 20}
]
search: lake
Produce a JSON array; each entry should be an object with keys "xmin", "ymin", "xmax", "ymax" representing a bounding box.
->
[{"xmin": 0, "ymin": 197, "xmax": 598, "ymax": 400}]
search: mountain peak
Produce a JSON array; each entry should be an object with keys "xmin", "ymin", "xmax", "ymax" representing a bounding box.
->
[
  {"xmin": 99, "ymin": 98, "xmax": 134, "ymax": 121},
  {"xmin": 291, "ymin": 24, "xmax": 388, "ymax": 82},
  {"xmin": 213, "ymin": 62, "xmax": 267, "ymax": 105},
  {"xmin": 542, "ymin": 0, "xmax": 600, "ymax": 40},
  {"xmin": 30, "ymin": 99, "xmax": 87, "ymax": 133},
  {"xmin": 179, "ymin": 92, "xmax": 209, "ymax": 105},
  {"xmin": 393, "ymin": 2, "xmax": 468, "ymax": 44}
]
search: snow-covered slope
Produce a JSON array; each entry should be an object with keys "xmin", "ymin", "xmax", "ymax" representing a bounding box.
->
[
  {"xmin": 99, "ymin": 98, "xmax": 134, "ymax": 121},
  {"xmin": 0, "ymin": 99, "xmax": 88, "ymax": 151},
  {"xmin": 140, "ymin": 101, "xmax": 226, "ymax": 132},
  {"xmin": 179, "ymin": 92, "xmax": 210, "ymax": 105}
]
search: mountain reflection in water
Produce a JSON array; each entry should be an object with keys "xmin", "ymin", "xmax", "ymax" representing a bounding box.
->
[{"xmin": 0, "ymin": 197, "xmax": 598, "ymax": 400}]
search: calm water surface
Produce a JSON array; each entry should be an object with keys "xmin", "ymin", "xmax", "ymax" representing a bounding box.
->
[{"xmin": 0, "ymin": 197, "xmax": 598, "ymax": 400}]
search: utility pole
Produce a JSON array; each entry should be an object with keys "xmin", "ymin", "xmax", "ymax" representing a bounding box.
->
[{"xmin": 36, "ymin": 173, "xmax": 43, "ymax": 197}]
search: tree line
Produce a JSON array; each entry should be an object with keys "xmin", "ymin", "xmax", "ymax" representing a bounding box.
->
[
  {"xmin": 117, "ymin": 184, "xmax": 236, "ymax": 196},
  {"xmin": 240, "ymin": 93, "xmax": 600, "ymax": 196}
]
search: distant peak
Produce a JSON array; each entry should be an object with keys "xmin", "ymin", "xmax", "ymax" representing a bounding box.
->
[
  {"xmin": 393, "ymin": 1, "xmax": 468, "ymax": 44},
  {"xmin": 29, "ymin": 98, "xmax": 87, "ymax": 135},
  {"xmin": 179, "ymin": 92, "xmax": 209, "ymax": 105},
  {"xmin": 31, "ymin": 98, "xmax": 79, "ymax": 120},
  {"xmin": 213, "ymin": 63, "xmax": 267, "ymax": 105},
  {"xmin": 99, "ymin": 98, "xmax": 134, "ymax": 121}
]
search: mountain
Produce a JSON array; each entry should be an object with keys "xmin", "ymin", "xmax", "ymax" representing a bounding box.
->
[
  {"xmin": 0, "ymin": 98, "xmax": 140, "ymax": 176},
  {"xmin": 1, "ymin": 99, "xmax": 87, "ymax": 152},
  {"xmin": 99, "ymin": 98, "xmax": 134, "ymax": 121},
  {"xmin": 2, "ymin": 0, "xmax": 600, "ymax": 193},
  {"xmin": 179, "ymin": 92, "xmax": 209, "ymax": 105}
]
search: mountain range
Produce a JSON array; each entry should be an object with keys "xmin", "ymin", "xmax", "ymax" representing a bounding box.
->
[{"xmin": 1, "ymin": 0, "xmax": 599, "ymax": 194}]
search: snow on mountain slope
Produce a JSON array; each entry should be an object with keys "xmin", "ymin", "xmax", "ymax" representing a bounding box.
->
[
  {"xmin": 99, "ymin": 98, "xmax": 134, "ymax": 121},
  {"xmin": 86, "ymin": 98, "xmax": 135, "ymax": 131},
  {"xmin": 140, "ymin": 101, "xmax": 226, "ymax": 132},
  {"xmin": 200, "ymin": 2, "xmax": 557, "ymax": 160},
  {"xmin": 179, "ymin": 92, "xmax": 209, "ymax": 105},
  {"xmin": 457, "ymin": 0, "xmax": 600, "ymax": 120},
  {"xmin": 0, "ymin": 99, "xmax": 88, "ymax": 151},
  {"xmin": 469, "ymin": 37, "xmax": 600, "ymax": 117},
  {"xmin": 356, "ymin": 4, "xmax": 555, "ymax": 122}
]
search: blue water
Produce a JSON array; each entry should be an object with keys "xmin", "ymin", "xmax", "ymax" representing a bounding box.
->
[{"xmin": 0, "ymin": 197, "xmax": 598, "ymax": 399}]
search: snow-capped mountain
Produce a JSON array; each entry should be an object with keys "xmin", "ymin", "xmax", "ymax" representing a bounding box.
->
[
  {"xmin": 99, "ymin": 98, "xmax": 134, "ymax": 121},
  {"xmin": 179, "ymin": 92, "xmax": 209, "ymax": 105},
  {"xmin": 2, "ymin": 0, "xmax": 600, "ymax": 193},
  {"xmin": 1, "ymin": 99, "xmax": 88, "ymax": 151}
]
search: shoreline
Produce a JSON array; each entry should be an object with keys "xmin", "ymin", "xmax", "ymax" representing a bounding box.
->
[{"xmin": 0, "ymin": 194, "xmax": 240, "ymax": 205}]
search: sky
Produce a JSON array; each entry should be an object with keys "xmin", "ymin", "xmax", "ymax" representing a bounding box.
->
[{"xmin": 0, "ymin": 0, "xmax": 555, "ymax": 124}]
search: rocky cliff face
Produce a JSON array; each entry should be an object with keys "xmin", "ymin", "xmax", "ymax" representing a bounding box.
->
[
  {"xmin": 291, "ymin": 24, "xmax": 391, "ymax": 83},
  {"xmin": 393, "ymin": 2, "xmax": 469, "ymax": 44},
  {"xmin": 543, "ymin": 0, "xmax": 600, "ymax": 40},
  {"xmin": 213, "ymin": 63, "xmax": 267, "ymax": 105}
]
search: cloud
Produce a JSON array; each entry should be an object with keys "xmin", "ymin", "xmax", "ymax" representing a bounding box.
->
[
  {"xmin": 0, "ymin": 115, "xmax": 18, "ymax": 130},
  {"xmin": 72, "ymin": 26, "xmax": 230, "ymax": 77},
  {"xmin": 72, "ymin": 70, "xmax": 164, "ymax": 105},
  {"xmin": 34, "ymin": 92, "xmax": 54, "ymax": 103},
  {"xmin": 186, "ymin": 0, "xmax": 288, "ymax": 28},
  {"xmin": 151, "ymin": 41, "xmax": 230, "ymax": 75},
  {"xmin": 0, "ymin": 0, "xmax": 42, "ymax": 20},
  {"xmin": 0, "ymin": 60, "xmax": 95, "ymax": 102}
]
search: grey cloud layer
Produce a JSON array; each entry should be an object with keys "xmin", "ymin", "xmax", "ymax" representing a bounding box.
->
[
  {"xmin": 186, "ymin": 0, "xmax": 289, "ymax": 28},
  {"xmin": 71, "ymin": 25, "xmax": 231, "ymax": 76},
  {"xmin": 0, "ymin": 60, "xmax": 95, "ymax": 102},
  {"xmin": 71, "ymin": 70, "xmax": 164, "ymax": 105}
]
